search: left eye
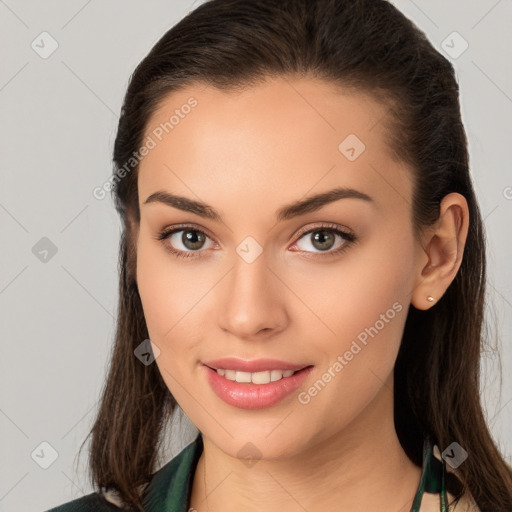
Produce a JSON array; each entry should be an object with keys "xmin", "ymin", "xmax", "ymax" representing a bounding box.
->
[
  {"xmin": 159, "ymin": 228, "xmax": 215, "ymax": 253},
  {"xmin": 292, "ymin": 227, "xmax": 355, "ymax": 254}
]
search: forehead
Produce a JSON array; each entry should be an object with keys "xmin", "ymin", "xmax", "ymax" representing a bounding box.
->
[{"xmin": 138, "ymin": 76, "xmax": 413, "ymax": 216}]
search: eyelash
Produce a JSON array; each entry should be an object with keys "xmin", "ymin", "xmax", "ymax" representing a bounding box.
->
[{"xmin": 155, "ymin": 222, "xmax": 357, "ymax": 260}]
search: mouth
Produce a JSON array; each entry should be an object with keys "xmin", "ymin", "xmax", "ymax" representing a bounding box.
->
[
  {"xmin": 203, "ymin": 365, "xmax": 308, "ymax": 384},
  {"xmin": 202, "ymin": 359, "xmax": 314, "ymax": 409}
]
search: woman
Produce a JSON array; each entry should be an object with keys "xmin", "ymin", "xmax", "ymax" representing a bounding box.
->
[{"xmin": 45, "ymin": 0, "xmax": 512, "ymax": 510}]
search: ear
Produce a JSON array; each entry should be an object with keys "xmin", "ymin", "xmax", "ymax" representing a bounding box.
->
[{"xmin": 411, "ymin": 192, "xmax": 469, "ymax": 310}]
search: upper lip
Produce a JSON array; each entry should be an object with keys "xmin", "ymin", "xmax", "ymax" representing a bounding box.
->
[{"xmin": 203, "ymin": 358, "xmax": 311, "ymax": 372}]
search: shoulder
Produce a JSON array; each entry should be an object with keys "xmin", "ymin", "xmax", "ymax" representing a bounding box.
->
[
  {"xmin": 447, "ymin": 490, "xmax": 481, "ymax": 511},
  {"xmin": 44, "ymin": 433, "xmax": 204, "ymax": 512},
  {"xmin": 431, "ymin": 445, "xmax": 480, "ymax": 512},
  {"xmin": 43, "ymin": 491, "xmax": 125, "ymax": 512},
  {"xmin": 418, "ymin": 490, "xmax": 480, "ymax": 512}
]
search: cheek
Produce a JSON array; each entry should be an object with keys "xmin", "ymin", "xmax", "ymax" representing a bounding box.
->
[
  {"xmin": 294, "ymin": 228, "xmax": 414, "ymax": 345},
  {"xmin": 293, "ymin": 231, "xmax": 414, "ymax": 404},
  {"xmin": 342, "ymin": 223, "xmax": 415, "ymax": 317},
  {"xmin": 293, "ymin": 274, "xmax": 408, "ymax": 438},
  {"xmin": 135, "ymin": 236, "xmax": 214, "ymax": 379},
  {"xmin": 136, "ymin": 241, "xmax": 171, "ymax": 338},
  {"xmin": 136, "ymin": 245, "xmax": 197, "ymax": 401},
  {"xmin": 136, "ymin": 234, "xmax": 199, "ymax": 339}
]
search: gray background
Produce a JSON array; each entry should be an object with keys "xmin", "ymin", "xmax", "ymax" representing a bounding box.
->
[{"xmin": 0, "ymin": 1, "xmax": 511, "ymax": 511}]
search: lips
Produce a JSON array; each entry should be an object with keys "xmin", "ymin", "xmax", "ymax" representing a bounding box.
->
[{"xmin": 203, "ymin": 358, "xmax": 313, "ymax": 409}]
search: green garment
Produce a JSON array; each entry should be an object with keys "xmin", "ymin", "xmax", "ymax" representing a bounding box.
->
[{"xmin": 45, "ymin": 433, "xmax": 447, "ymax": 512}]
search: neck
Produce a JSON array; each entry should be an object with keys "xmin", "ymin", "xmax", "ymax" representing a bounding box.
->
[{"xmin": 189, "ymin": 374, "xmax": 422, "ymax": 512}]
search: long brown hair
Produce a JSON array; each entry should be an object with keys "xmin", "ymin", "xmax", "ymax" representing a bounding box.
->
[{"xmin": 78, "ymin": 0, "xmax": 512, "ymax": 510}]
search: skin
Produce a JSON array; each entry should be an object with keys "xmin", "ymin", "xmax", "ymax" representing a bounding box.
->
[{"xmin": 134, "ymin": 76, "xmax": 469, "ymax": 512}]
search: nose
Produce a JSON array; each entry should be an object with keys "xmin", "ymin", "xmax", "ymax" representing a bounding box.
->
[{"xmin": 217, "ymin": 252, "xmax": 289, "ymax": 340}]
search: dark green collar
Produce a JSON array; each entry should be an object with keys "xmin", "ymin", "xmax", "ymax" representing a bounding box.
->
[
  {"xmin": 142, "ymin": 433, "xmax": 446, "ymax": 511},
  {"xmin": 142, "ymin": 433, "xmax": 204, "ymax": 511},
  {"xmin": 410, "ymin": 437, "xmax": 448, "ymax": 512}
]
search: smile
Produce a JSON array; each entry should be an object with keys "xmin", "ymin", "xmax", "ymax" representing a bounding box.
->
[
  {"xmin": 212, "ymin": 368, "xmax": 297, "ymax": 384},
  {"xmin": 203, "ymin": 363, "xmax": 314, "ymax": 409}
]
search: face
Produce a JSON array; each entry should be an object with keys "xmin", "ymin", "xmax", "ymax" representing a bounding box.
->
[{"xmin": 135, "ymin": 76, "xmax": 419, "ymax": 460}]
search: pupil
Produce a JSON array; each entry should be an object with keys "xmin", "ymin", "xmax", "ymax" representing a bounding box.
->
[
  {"xmin": 312, "ymin": 231, "xmax": 334, "ymax": 251},
  {"xmin": 183, "ymin": 230, "xmax": 205, "ymax": 250}
]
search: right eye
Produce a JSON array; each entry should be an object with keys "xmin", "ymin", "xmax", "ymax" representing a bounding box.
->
[{"xmin": 157, "ymin": 225, "xmax": 216, "ymax": 259}]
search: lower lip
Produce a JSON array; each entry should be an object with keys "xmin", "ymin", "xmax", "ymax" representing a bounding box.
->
[{"xmin": 203, "ymin": 365, "xmax": 314, "ymax": 410}]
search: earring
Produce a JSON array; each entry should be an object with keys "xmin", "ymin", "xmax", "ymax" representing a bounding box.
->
[{"xmin": 427, "ymin": 296, "xmax": 435, "ymax": 302}]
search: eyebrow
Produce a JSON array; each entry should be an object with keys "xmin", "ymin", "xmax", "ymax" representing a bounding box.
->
[{"xmin": 143, "ymin": 186, "xmax": 373, "ymax": 222}]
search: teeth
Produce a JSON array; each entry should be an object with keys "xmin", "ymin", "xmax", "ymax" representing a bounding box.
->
[
  {"xmin": 253, "ymin": 371, "xmax": 271, "ymax": 384},
  {"xmin": 270, "ymin": 370, "xmax": 282, "ymax": 382},
  {"xmin": 236, "ymin": 371, "xmax": 252, "ymax": 383},
  {"xmin": 217, "ymin": 368, "xmax": 297, "ymax": 383},
  {"xmin": 224, "ymin": 369, "xmax": 236, "ymax": 380}
]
